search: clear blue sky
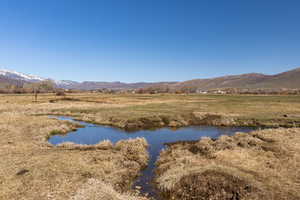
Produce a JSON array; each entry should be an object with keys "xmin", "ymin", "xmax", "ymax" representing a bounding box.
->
[{"xmin": 0, "ymin": 0, "xmax": 299, "ymax": 82}]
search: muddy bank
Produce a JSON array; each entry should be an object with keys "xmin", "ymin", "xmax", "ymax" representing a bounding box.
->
[
  {"xmin": 155, "ymin": 128, "xmax": 300, "ymax": 200},
  {"xmin": 49, "ymin": 111, "xmax": 300, "ymax": 132}
]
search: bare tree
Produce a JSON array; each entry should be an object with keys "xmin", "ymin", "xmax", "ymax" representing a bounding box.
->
[{"xmin": 24, "ymin": 80, "xmax": 56, "ymax": 102}]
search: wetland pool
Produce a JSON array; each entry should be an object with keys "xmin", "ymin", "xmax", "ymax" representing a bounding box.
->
[{"xmin": 49, "ymin": 116, "xmax": 255, "ymax": 199}]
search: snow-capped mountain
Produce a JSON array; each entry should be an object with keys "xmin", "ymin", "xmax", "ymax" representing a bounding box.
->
[
  {"xmin": 0, "ymin": 69, "xmax": 45, "ymax": 82},
  {"xmin": 0, "ymin": 69, "xmax": 78, "ymax": 88},
  {"xmin": 54, "ymin": 80, "xmax": 78, "ymax": 86},
  {"xmin": 0, "ymin": 69, "xmax": 156, "ymax": 90},
  {"xmin": 0, "ymin": 69, "xmax": 92, "ymax": 89},
  {"xmin": 1, "ymin": 67, "xmax": 300, "ymax": 91},
  {"xmin": 53, "ymin": 80, "xmax": 80, "ymax": 88}
]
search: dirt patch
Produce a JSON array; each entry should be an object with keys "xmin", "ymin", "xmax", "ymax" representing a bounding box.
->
[{"xmin": 170, "ymin": 170, "xmax": 265, "ymax": 200}]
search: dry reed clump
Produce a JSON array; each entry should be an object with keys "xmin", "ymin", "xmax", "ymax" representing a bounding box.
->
[
  {"xmin": 115, "ymin": 138, "xmax": 149, "ymax": 168},
  {"xmin": 193, "ymin": 112, "xmax": 237, "ymax": 126},
  {"xmin": 95, "ymin": 139, "xmax": 114, "ymax": 150},
  {"xmin": 71, "ymin": 178, "xmax": 149, "ymax": 200},
  {"xmin": 0, "ymin": 111, "xmax": 150, "ymax": 200},
  {"xmin": 155, "ymin": 128, "xmax": 300, "ymax": 200},
  {"xmin": 57, "ymin": 140, "xmax": 114, "ymax": 150},
  {"xmin": 56, "ymin": 138, "xmax": 150, "ymax": 168}
]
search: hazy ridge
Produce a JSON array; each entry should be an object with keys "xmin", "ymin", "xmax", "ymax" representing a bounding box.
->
[{"xmin": 0, "ymin": 67, "xmax": 299, "ymax": 90}]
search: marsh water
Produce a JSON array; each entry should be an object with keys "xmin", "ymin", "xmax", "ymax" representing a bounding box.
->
[{"xmin": 49, "ymin": 116, "xmax": 255, "ymax": 199}]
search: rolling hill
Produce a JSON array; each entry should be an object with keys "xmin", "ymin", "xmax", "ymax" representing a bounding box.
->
[
  {"xmin": 0, "ymin": 67, "xmax": 299, "ymax": 91},
  {"xmin": 164, "ymin": 67, "xmax": 300, "ymax": 91},
  {"xmin": 0, "ymin": 69, "xmax": 167, "ymax": 90}
]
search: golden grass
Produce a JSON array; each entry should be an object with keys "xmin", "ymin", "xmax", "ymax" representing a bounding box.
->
[
  {"xmin": 156, "ymin": 128, "xmax": 300, "ymax": 200},
  {"xmin": 71, "ymin": 178, "xmax": 148, "ymax": 200},
  {"xmin": 0, "ymin": 93, "xmax": 300, "ymax": 199},
  {"xmin": 0, "ymin": 93, "xmax": 299, "ymax": 130},
  {"xmin": 0, "ymin": 112, "xmax": 149, "ymax": 200}
]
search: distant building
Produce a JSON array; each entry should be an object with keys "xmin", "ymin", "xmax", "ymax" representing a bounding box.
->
[{"xmin": 196, "ymin": 89, "xmax": 208, "ymax": 94}]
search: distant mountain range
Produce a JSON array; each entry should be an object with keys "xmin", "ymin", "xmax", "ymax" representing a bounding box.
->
[
  {"xmin": 0, "ymin": 69, "xmax": 172, "ymax": 90},
  {"xmin": 167, "ymin": 67, "xmax": 300, "ymax": 90},
  {"xmin": 0, "ymin": 67, "xmax": 299, "ymax": 90}
]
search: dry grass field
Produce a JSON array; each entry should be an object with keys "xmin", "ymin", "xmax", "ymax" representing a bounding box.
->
[
  {"xmin": 0, "ymin": 107, "xmax": 150, "ymax": 199},
  {"xmin": 156, "ymin": 128, "xmax": 300, "ymax": 200},
  {"xmin": 1, "ymin": 93, "xmax": 299, "ymax": 129},
  {"xmin": 0, "ymin": 93, "xmax": 299, "ymax": 200}
]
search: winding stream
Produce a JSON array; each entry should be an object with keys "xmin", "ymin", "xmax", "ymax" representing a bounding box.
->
[{"xmin": 49, "ymin": 116, "xmax": 255, "ymax": 199}]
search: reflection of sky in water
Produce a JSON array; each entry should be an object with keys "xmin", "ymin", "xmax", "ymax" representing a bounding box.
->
[
  {"xmin": 49, "ymin": 116, "xmax": 254, "ymax": 146},
  {"xmin": 48, "ymin": 116, "xmax": 255, "ymax": 199}
]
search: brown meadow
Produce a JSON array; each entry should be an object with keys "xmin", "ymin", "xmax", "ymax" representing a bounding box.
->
[{"xmin": 0, "ymin": 93, "xmax": 299, "ymax": 199}]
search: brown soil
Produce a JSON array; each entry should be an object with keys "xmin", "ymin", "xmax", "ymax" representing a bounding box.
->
[{"xmin": 171, "ymin": 170, "xmax": 265, "ymax": 200}]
